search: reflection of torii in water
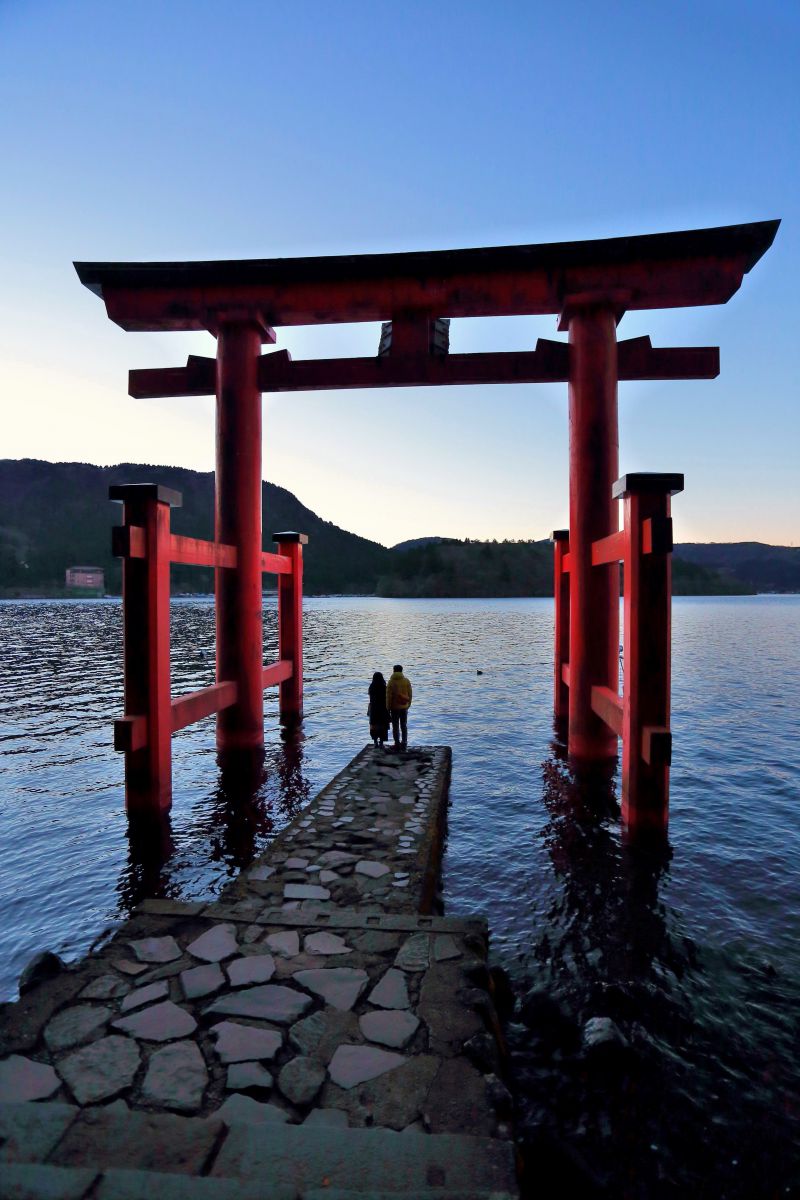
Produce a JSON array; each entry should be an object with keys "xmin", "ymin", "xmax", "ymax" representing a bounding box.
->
[{"xmin": 76, "ymin": 219, "xmax": 779, "ymax": 833}]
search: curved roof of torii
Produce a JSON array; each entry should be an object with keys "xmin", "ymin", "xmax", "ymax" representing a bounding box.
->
[{"xmin": 75, "ymin": 219, "xmax": 779, "ymax": 331}]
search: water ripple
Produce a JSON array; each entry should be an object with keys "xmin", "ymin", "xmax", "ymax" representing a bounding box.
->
[{"xmin": 1, "ymin": 595, "xmax": 799, "ymax": 1195}]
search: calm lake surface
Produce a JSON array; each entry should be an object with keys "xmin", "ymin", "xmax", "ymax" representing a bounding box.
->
[{"xmin": 1, "ymin": 595, "xmax": 798, "ymax": 1196}]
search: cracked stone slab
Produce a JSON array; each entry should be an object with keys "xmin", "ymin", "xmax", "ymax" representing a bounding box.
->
[
  {"xmin": 284, "ymin": 858, "xmax": 309, "ymax": 870},
  {"xmin": 141, "ymin": 1040, "xmax": 207, "ymax": 1113},
  {"xmin": 303, "ymin": 932, "xmax": 352, "ymax": 956},
  {"xmin": 293, "ymin": 968, "xmax": 368, "ymax": 1012},
  {"xmin": 359, "ymin": 1009, "xmax": 420, "ymax": 1049},
  {"xmin": 119, "ymin": 980, "xmax": 169, "ymax": 1012},
  {"xmin": 79, "ymin": 975, "xmax": 130, "ymax": 1001},
  {"xmin": 211, "ymin": 1022, "xmax": 283, "ymax": 1063},
  {"xmin": 273, "ymin": 953, "xmax": 326, "ymax": 979},
  {"xmin": 316, "ymin": 851, "xmax": 357, "ymax": 868},
  {"xmin": 50, "ymin": 1107, "xmax": 223, "ymax": 1175},
  {"xmin": 180, "ymin": 963, "xmax": 225, "ymax": 1000},
  {"xmin": 338, "ymin": 1055, "xmax": 440, "ymax": 1131},
  {"xmin": 278, "ymin": 1056, "xmax": 326, "ymax": 1106},
  {"xmin": 128, "ymin": 937, "xmax": 181, "ymax": 964},
  {"xmin": 0, "ymin": 1102, "xmax": 78, "ymax": 1164},
  {"xmin": 288, "ymin": 1009, "xmax": 357, "ymax": 1059},
  {"xmin": 283, "ymin": 884, "xmax": 330, "ymax": 901},
  {"xmin": 434, "ymin": 934, "xmax": 462, "ymax": 961},
  {"xmin": 355, "ymin": 860, "xmax": 390, "ymax": 879},
  {"xmin": 264, "ymin": 931, "xmax": 300, "ymax": 958},
  {"xmin": 394, "ymin": 933, "xmax": 430, "ymax": 972},
  {"xmin": 248, "ymin": 865, "xmax": 274, "ymax": 881},
  {"xmin": 367, "ymin": 968, "xmax": 411, "ymax": 1010},
  {"xmin": 218, "ymin": 1094, "xmax": 290, "ymax": 1125},
  {"xmin": 44, "ymin": 1004, "xmax": 112, "ymax": 1052},
  {"xmin": 327, "ymin": 1043, "xmax": 406, "ymax": 1089},
  {"xmin": 186, "ymin": 924, "xmax": 239, "ymax": 963},
  {"xmin": 206, "ymin": 985, "xmax": 312, "ymax": 1025},
  {"xmin": 114, "ymin": 959, "xmax": 149, "ymax": 977},
  {"xmin": 112, "ymin": 1000, "xmax": 196, "ymax": 1042},
  {"xmin": 227, "ymin": 955, "xmax": 276, "ymax": 987},
  {"xmin": 58, "ymin": 1035, "xmax": 140, "ymax": 1105},
  {"xmin": 226, "ymin": 1061, "xmax": 273, "ymax": 1091},
  {"xmin": 0, "ymin": 1054, "xmax": 61, "ymax": 1102}
]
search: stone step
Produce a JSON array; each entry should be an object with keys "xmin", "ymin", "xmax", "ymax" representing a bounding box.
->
[
  {"xmin": 210, "ymin": 1123, "xmax": 518, "ymax": 1196},
  {"xmin": 0, "ymin": 1104, "xmax": 517, "ymax": 1197},
  {"xmin": 0, "ymin": 1162, "xmax": 518, "ymax": 1199}
]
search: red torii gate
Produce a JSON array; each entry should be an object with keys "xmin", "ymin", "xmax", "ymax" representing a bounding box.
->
[{"xmin": 76, "ymin": 219, "xmax": 778, "ymax": 832}]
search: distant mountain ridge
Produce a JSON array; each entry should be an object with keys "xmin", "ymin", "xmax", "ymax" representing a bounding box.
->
[
  {"xmin": 0, "ymin": 459, "xmax": 794, "ymax": 596},
  {"xmin": 388, "ymin": 536, "xmax": 800, "ymax": 595},
  {"xmin": 674, "ymin": 542, "xmax": 800, "ymax": 594}
]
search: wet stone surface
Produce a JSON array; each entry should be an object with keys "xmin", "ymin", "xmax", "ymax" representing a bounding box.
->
[{"xmin": 0, "ymin": 745, "xmax": 518, "ymax": 1195}]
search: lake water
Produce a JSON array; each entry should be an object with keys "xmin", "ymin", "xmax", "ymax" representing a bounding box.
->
[{"xmin": 1, "ymin": 595, "xmax": 799, "ymax": 1196}]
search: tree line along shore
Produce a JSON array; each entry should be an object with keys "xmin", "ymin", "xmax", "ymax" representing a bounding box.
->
[{"xmin": 2, "ymin": 459, "xmax": 798, "ymax": 599}]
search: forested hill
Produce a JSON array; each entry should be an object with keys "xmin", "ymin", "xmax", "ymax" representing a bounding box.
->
[
  {"xmin": 1, "ymin": 459, "xmax": 790, "ymax": 597},
  {"xmin": 673, "ymin": 542, "xmax": 800, "ymax": 595},
  {"xmin": 0, "ymin": 459, "xmax": 390, "ymax": 595},
  {"xmin": 376, "ymin": 538, "xmax": 754, "ymax": 597}
]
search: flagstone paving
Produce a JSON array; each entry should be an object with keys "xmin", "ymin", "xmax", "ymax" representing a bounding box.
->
[{"xmin": 0, "ymin": 745, "xmax": 518, "ymax": 1197}]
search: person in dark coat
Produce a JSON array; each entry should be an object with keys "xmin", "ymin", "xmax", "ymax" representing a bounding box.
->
[{"xmin": 368, "ymin": 672, "xmax": 390, "ymax": 748}]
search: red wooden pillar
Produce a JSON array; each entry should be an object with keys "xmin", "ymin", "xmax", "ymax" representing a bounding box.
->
[
  {"xmin": 615, "ymin": 472, "xmax": 684, "ymax": 834},
  {"xmin": 110, "ymin": 483, "xmax": 181, "ymax": 816},
  {"xmin": 563, "ymin": 299, "xmax": 621, "ymax": 761},
  {"xmin": 551, "ymin": 530, "xmax": 570, "ymax": 721},
  {"xmin": 275, "ymin": 532, "xmax": 307, "ymax": 723},
  {"xmin": 214, "ymin": 317, "xmax": 272, "ymax": 752}
]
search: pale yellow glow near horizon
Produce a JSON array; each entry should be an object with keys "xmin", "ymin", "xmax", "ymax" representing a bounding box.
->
[{"xmin": 1, "ymin": 356, "xmax": 795, "ymax": 548}]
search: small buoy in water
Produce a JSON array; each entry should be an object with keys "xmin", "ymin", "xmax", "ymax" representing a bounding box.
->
[{"xmin": 477, "ymin": 669, "xmax": 483, "ymax": 675}]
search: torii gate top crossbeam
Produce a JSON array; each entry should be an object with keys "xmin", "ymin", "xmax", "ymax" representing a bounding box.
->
[{"xmin": 75, "ymin": 220, "xmax": 778, "ymax": 331}]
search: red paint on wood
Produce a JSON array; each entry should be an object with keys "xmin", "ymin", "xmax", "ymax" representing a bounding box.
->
[
  {"xmin": 591, "ymin": 529, "xmax": 627, "ymax": 567},
  {"xmin": 112, "ymin": 488, "xmax": 175, "ymax": 816},
  {"xmin": 111, "ymin": 524, "xmax": 147, "ymax": 559},
  {"xmin": 615, "ymin": 475, "xmax": 683, "ymax": 834},
  {"xmin": 171, "ymin": 681, "xmax": 237, "ymax": 733},
  {"xmin": 566, "ymin": 305, "xmax": 620, "ymax": 761},
  {"xmin": 275, "ymin": 535, "xmax": 305, "ymax": 723},
  {"xmin": 591, "ymin": 685, "xmax": 624, "ymax": 738},
  {"xmin": 262, "ymin": 659, "xmax": 293, "ymax": 688},
  {"xmin": 114, "ymin": 714, "xmax": 147, "ymax": 754},
  {"xmin": 215, "ymin": 322, "xmax": 266, "ymax": 752},
  {"xmin": 261, "ymin": 551, "xmax": 292, "ymax": 576},
  {"xmin": 170, "ymin": 534, "xmax": 237, "ymax": 569},
  {"xmin": 552, "ymin": 531, "xmax": 570, "ymax": 720}
]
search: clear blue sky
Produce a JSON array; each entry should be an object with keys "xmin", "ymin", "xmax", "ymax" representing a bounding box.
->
[{"xmin": 1, "ymin": 0, "xmax": 797, "ymax": 546}]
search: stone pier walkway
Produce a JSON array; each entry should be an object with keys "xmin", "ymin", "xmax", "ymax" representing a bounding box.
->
[{"xmin": 0, "ymin": 746, "xmax": 519, "ymax": 1198}]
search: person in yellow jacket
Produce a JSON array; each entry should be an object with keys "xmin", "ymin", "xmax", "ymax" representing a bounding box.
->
[{"xmin": 386, "ymin": 664, "xmax": 412, "ymax": 752}]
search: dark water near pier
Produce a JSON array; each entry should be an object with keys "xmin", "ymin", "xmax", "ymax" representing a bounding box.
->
[{"xmin": 1, "ymin": 595, "xmax": 799, "ymax": 1197}]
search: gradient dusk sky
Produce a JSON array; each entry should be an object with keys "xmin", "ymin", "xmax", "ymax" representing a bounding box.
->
[{"xmin": 0, "ymin": 0, "xmax": 797, "ymax": 547}]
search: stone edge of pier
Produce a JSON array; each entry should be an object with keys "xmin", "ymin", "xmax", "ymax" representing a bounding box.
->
[{"xmin": 0, "ymin": 745, "xmax": 519, "ymax": 1198}]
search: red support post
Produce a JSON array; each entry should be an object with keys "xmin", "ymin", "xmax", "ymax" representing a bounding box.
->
[
  {"xmin": 614, "ymin": 472, "xmax": 684, "ymax": 834},
  {"xmin": 551, "ymin": 530, "xmax": 570, "ymax": 721},
  {"xmin": 214, "ymin": 318, "xmax": 271, "ymax": 753},
  {"xmin": 110, "ymin": 483, "xmax": 181, "ymax": 816},
  {"xmin": 563, "ymin": 300, "xmax": 621, "ymax": 761},
  {"xmin": 274, "ymin": 532, "xmax": 307, "ymax": 724}
]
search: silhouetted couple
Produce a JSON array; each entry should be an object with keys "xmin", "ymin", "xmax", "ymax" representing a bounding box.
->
[{"xmin": 368, "ymin": 665, "xmax": 413, "ymax": 751}]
